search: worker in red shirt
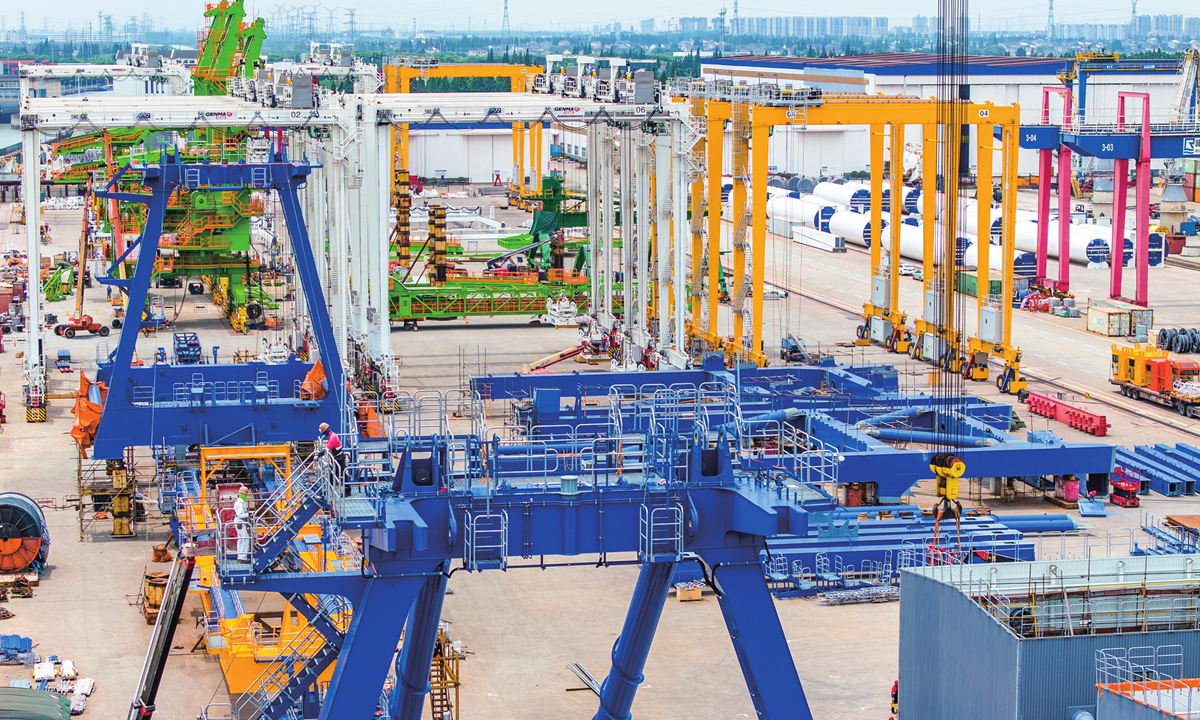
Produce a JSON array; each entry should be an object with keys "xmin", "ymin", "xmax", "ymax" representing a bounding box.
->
[{"xmin": 318, "ymin": 422, "xmax": 345, "ymax": 476}]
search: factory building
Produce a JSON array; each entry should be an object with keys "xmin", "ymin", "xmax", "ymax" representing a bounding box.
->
[{"xmin": 900, "ymin": 555, "xmax": 1200, "ymax": 720}]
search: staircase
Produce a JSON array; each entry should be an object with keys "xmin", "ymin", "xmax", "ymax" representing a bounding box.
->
[
  {"xmin": 429, "ymin": 654, "xmax": 453, "ymax": 720},
  {"xmin": 233, "ymin": 594, "xmax": 347, "ymax": 720},
  {"xmin": 220, "ymin": 454, "xmax": 331, "ymax": 579}
]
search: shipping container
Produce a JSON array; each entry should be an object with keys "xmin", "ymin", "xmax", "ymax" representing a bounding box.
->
[
  {"xmin": 955, "ymin": 270, "xmax": 1003, "ymax": 299},
  {"xmin": 1186, "ymin": 158, "xmax": 1200, "ymax": 174},
  {"xmin": 1087, "ymin": 306, "xmax": 1131, "ymax": 337},
  {"xmin": 1090, "ymin": 298, "xmax": 1154, "ymax": 331}
]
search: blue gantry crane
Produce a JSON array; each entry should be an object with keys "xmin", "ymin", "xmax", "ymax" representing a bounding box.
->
[
  {"xmin": 158, "ymin": 358, "xmax": 1113, "ymax": 720},
  {"xmin": 87, "ymin": 151, "xmax": 344, "ymax": 458}
]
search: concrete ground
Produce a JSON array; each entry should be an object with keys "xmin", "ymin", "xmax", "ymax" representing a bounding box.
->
[{"xmin": 1, "ymin": 188, "xmax": 1200, "ymax": 720}]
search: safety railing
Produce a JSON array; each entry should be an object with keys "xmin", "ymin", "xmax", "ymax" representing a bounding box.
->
[
  {"xmin": 171, "ymin": 376, "xmax": 282, "ymax": 405},
  {"xmin": 639, "ymin": 504, "xmax": 684, "ymax": 562},
  {"xmin": 580, "ymin": 435, "xmax": 649, "ymax": 487},
  {"xmin": 1095, "ymin": 645, "xmax": 1196, "ymax": 714},
  {"xmin": 212, "ymin": 452, "xmax": 333, "ymax": 575},
  {"xmin": 233, "ymin": 616, "xmax": 334, "ymax": 719},
  {"xmin": 464, "ymin": 510, "xmax": 508, "ymax": 571},
  {"xmin": 1027, "ymin": 527, "xmax": 1141, "ymax": 560},
  {"xmin": 938, "ymin": 565, "xmax": 1200, "ymax": 639}
]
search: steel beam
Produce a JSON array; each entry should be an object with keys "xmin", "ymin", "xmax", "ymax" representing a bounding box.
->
[
  {"xmin": 318, "ymin": 576, "xmax": 425, "ymax": 720},
  {"xmin": 701, "ymin": 545, "xmax": 813, "ymax": 720},
  {"xmin": 388, "ymin": 571, "xmax": 450, "ymax": 720},
  {"xmin": 593, "ymin": 561, "xmax": 677, "ymax": 720}
]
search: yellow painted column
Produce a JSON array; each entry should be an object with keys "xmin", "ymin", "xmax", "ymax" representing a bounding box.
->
[
  {"xmin": 976, "ymin": 124, "xmax": 994, "ymax": 329},
  {"xmin": 512, "ymin": 122, "xmax": 521, "ymax": 192},
  {"xmin": 1002, "ymin": 124, "xmax": 1019, "ymax": 348},
  {"xmin": 889, "ymin": 124, "xmax": 903, "ymax": 314},
  {"xmin": 750, "ymin": 120, "xmax": 769, "ymax": 365},
  {"xmin": 869, "ymin": 124, "xmax": 884, "ymax": 278},
  {"xmin": 531, "ymin": 122, "xmax": 542, "ymax": 192},
  {"xmin": 706, "ymin": 107, "xmax": 725, "ymax": 342}
]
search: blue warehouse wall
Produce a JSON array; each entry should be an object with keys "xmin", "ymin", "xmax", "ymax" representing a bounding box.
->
[
  {"xmin": 1020, "ymin": 631, "xmax": 1200, "ymax": 719},
  {"xmin": 898, "ymin": 571, "xmax": 1020, "ymax": 720}
]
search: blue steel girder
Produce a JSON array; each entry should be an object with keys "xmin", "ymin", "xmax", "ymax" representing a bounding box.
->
[
  {"xmin": 232, "ymin": 439, "xmax": 818, "ymax": 720},
  {"xmin": 89, "ymin": 152, "xmax": 345, "ymax": 458},
  {"xmin": 1018, "ymin": 125, "xmax": 1062, "ymax": 150},
  {"xmin": 1024, "ymin": 128, "xmax": 1200, "ymax": 160}
]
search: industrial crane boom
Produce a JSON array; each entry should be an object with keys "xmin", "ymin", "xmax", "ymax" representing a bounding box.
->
[{"xmin": 127, "ymin": 544, "xmax": 195, "ymax": 720}]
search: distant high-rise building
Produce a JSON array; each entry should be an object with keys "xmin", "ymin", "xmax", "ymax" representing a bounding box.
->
[
  {"xmin": 1151, "ymin": 14, "xmax": 1183, "ymax": 34},
  {"xmin": 679, "ymin": 17, "xmax": 707, "ymax": 32},
  {"xmin": 1134, "ymin": 14, "xmax": 1152, "ymax": 35},
  {"xmin": 913, "ymin": 15, "xmax": 930, "ymax": 35},
  {"xmin": 1185, "ymin": 16, "xmax": 1200, "ymax": 36},
  {"xmin": 639, "ymin": 18, "xmax": 655, "ymax": 33}
]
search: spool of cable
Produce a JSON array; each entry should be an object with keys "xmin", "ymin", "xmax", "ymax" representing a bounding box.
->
[{"xmin": 0, "ymin": 493, "xmax": 49, "ymax": 573}]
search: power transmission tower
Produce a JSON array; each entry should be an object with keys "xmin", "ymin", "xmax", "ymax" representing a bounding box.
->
[
  {"xmin": 502, "ymin": 0, "xmax": 511, "ymax": 37},
  {"xmin": 719, "ymin": 6, "xmax": 726, "ymax": 55},
  {"xmin": 345, "ymin": 8, "xmax": 357, "ymax": 43},
  {"xmin": 733, "ymin": 0, "xmax": 738, "ymax": 36},
  {"xmin": 1047, "ymin": 0, "xmax": 1054, "ymax": 38},
  {"xmin": 1131, "ymin": 0, "xmax": 1138, "ymax": 25}
]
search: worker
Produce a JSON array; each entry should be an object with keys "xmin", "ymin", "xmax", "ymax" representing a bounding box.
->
[
  {"xmin": 233, "ymin": 485, "xmax": 250, "ymax": 563},
  {"xmin": 319, "ymin": 422, "xmax": 345, "ymax": 476}
]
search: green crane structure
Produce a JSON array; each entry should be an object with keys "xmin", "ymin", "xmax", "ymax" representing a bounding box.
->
[
  {"xmin": 49, "ymin": 1, "xmax": 273, "ymax": 331},
  {"xmin": 193, "ymin": 0, "xmax": 265, "ymax": 97}
]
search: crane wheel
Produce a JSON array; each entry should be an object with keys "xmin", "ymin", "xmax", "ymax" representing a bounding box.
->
[
  {"xmin": 63, "ymin": 328, "xmax": 75, "ymax": 339},
  {"xmin": 98, "ymin": 326, "xmax": 110, "ymax": 337}
]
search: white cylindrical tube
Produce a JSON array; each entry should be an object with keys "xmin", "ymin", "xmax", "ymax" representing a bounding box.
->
[{"xmin": 814, "ymin": 181, "xmax": 870, "ymax": 210}]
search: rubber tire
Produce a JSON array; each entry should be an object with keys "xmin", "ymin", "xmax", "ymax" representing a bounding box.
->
[
  {"xmin": 63, "ymin": 327, "xmax": 75, "ymax": 339},
  {"xmin": 245, "ymin": 302, "xmax": 263, "ymax": 320},
  {"xmin": 98, "ymin": 326, "xmax": 110, "ymax": 337},
  {"xmin": 53, "ymin": 325, "xmax": 64, "ymax": 336},
  {"xmin": 112, "ymin": 319, "xmax": 122, "ymax": 329}
]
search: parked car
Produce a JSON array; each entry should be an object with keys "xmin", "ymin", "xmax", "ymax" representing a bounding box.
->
[{"xmin": 898, "ymin": 263, "xmax": 917, "ymax": 277}]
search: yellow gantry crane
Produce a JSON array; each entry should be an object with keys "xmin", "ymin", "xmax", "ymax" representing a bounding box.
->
[
  {"xmin": 688, "ymin": 90, "xmax": 1025, "ymax": 391},
  {"xmin": 382, "ymin": 59, "xmax": 542, "ymax": 189}
]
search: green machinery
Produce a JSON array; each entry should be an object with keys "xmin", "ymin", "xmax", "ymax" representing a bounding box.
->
[
  {"xmin": 387, "ymin": 174, "xmax": 626, "ymax": 325},
  {"xmin": 193, "ymin": 0, "xmax": 265, "ymax": 97},
  {"xmin": 49, "ymin": 0, "xmax": 272, "ymax": 331}
]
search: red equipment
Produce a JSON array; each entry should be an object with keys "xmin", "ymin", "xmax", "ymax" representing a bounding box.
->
[
  {"xmin": 53, "ymin": 314, "xmax": 111, "ymax": 339},
  {"xmin": 1023, "ymin": 391, "xmax": 1110, "ymax": 436},
  {"xmin": 1110, "ymin": 466, "xmax": 1141, "ymax": 508}
]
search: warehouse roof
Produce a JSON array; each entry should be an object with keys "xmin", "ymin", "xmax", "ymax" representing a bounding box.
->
[{"xmin": 704, "ymin": 53, "xmax": 1071, "ymax": 77}]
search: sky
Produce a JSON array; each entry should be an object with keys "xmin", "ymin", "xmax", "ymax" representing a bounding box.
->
[{"xmin": 1, "ymin": 0, "xmax": 1197, "ymax": 35}]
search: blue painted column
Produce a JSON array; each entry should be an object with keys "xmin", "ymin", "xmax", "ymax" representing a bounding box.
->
[
  {"xmin": 593, "ymin": 560, "xmax": 677, "ymax": 720},
  {"xmin": 272, "ymin": 167, "xmax": 346, "ymax": 408},
  {"xmin": 699, "ymin": 546, "xmax": 813, "ymax": 720},
  {"xmin": 318, "ymin": 576, "xmax": 423, "ymax": 720},
  {"xmin": 388, "ymin": 570, "xmax": 450, "ymax": 720}
]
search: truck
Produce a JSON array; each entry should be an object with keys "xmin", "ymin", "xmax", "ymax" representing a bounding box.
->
[{"xmin": 1110, "ymin": 343, "xmax": 1200, "ymax": 416}]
